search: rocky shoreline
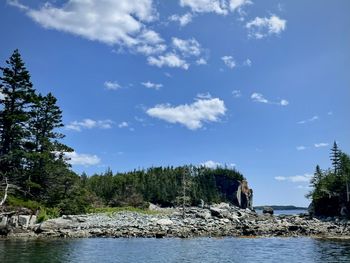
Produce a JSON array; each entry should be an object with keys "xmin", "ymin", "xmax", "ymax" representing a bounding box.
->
[{"xmin": 1, "ymin": 203, "xmax": 349, "ymax": 239}]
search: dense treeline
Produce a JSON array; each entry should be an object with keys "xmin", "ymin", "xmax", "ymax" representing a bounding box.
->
[
  {"xmin": 308, "ymin": 142, "xmax": 350, "ymax": 216},
  {"xmin": 0, "ymin": 50, "xmax": 245, "ymax": 216},
  {"xmin": 84, "ymin": 166, "xmax": 244, "ymax": 208}
]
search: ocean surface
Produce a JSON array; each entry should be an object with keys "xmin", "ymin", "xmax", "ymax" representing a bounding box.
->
[
  {"xmin": 1, "ymin": 237, "xmax": 350, "ymax": 263},
  {"xmin": 256, "ymin": 209, "xmax": 308, "ymax": 215}
]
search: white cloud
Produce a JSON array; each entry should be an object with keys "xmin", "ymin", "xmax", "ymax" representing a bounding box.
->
[
  {"xmin": 179, "ymin": 0, "xmax": 252, "ymax": 15},
  {"xmin": 296, "ymin": 146, "xmax": 307, "ymax": 151},
  {"xmin": 297, "ymin": 115, "xmax": 319, "ymax": 124},
  {"xmin": 196, "ymin": 58, "xmax": 207, "ymax": 65},
  {"xmin": 66, "ymin": 119, "xmax": 114, "ymax": 131},
  {"xmin": 146, "ymin": 98, "xmax": 226, "ymax": 130},
  {"xmin": 229, "ymin": 0, "xmax": 252, "ymax": 11},
  {"xmin": 169, "ymin": 13, "xmax": 193, "ymax": 26},
  {"xmin": 201, "ymin": 160, "xmax": 222, "ymax": 168},
  {"xmin": 7, "ymin": 0, "xmax": 28, "ymax": 10},
  {"xmin": 141, "ymin": 81, "xmax": 163, "ymax": 90},
  {"xmin": 232, "ymin": 90, "xmax": 242, "ymax": 98},
  {"xmin": 147, "ymin": 53, "xmax": 189, "ymax": 69},
  {"xmin": 280, "ymin": 99, "xmax": 289, "ymax": 106},
  {"xmin": 0, "ymin": 91, "xmax": 5, "ymax": 100},
  {"xmin": 246, "ymin": 15, "xmax": 286, "ymax": 39},
  {"xmin": 196, "ymin": 92, "xmax": 212, "ymax": 99},
  {"xmin": 243, "ymin": 58, "xmax": 252, "ymax": 66},
  {"xmin": 180, "ymin": 0, "xmax": 228, "ymax": 15},
  {"xmin": 251, "ymin": 93, "xmax": 268, "ymax": 103},
  {"xmin": 135, "ymin": 43, "xmax": 167, "ymax": 55},
  {"xmin": 221, "ymin": 56, "xmax": 236, "ymax": 69},
  {"xmin": 64, "ymin": 151, "xmax": 101, "ymax": 166},
  {"xmin": 17, "ymin": 0, "xmax": 158, "ymax": 47},
  {"xmin": 314, "ymin": 143, "xmax": 329, "ymax": 148},
  {"xmin": 104, "ymin": 81, "xmax": 122, "ymax": 90},
  {"xmin": 251, "ymin": 93, "xmax": 289, "ymax": 106},
  {"xmin": 10, "ymin": 0, "xmax": 169, "ymax": 59},
  {"xmin": 118, "ymin": 121, "xmax": 129, "ymax": 128},
  {"xmin": 172, "ymin": 37, "xmax": 202, "ymax": 57},
  {"xmin": 327, "ymin": 111, "xmax": 333, "ymax": 116},
  {"xmin": 275, "ymin": 173, "xmax": 313, "ymax": 183}
]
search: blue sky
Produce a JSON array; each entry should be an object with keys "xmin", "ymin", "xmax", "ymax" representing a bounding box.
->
[{"xmin": 1, "ymin": 0, "xmax": 349, "ymax": 207}]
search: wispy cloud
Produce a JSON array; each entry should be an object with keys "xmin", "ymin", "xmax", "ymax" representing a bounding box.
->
[
  {"xmin": 297, "ymin": 115, "xmax": 319, "ymax": 124},
  {"xmin": 64, "ymin": 151, "xmax": 101, "ymax": 166},
  {"xmin": 232, "ymin": 90, "xmax": 242, "ymax": 98},
  {"xmin": 243, "ymin": 58, "xmax": 252, "ymax": 66},
  {"xmin": 221, "ymin": 56, "xmax": 236, "ymax": 69},
  {"xmin": 104, "ymin": 81, "xmax": 122, "ymax": 90},
  {"xmin": 314, "ymin": 142, "xmax": 329, "ymax": 148},
  {"xmin": 196, "ymin": 58, "xmax": 207, "ymax": 65},
  {"xmin": 146, "ymin": 97, "xmax": 226, "ymax": 130},
  {"xmin": 296, "ymin": 146, "xmax": 307, "ymax": 151},
  {"xmin": 275, "ymin": 173, "xmax": 313, "ymax": 183},
  {"xmin": 172, "ymin": 37, "xmax": 202, "ymax": 57},
  {"xmin": 200, "ymin": 160, "xmax": 236, "ymax": 169},
  {"xmin": 201, "ymin": 160, "xmax": 222, "ymax": 169},
  {"xmin": 141, "ymin": 81, "xmax": 163, "ymax": 90},
  {"xmin": 196, "ymin": 92, "xmax": 212, "ymax": 99},
  {"xmin": 66, "ymin": 119, "xmax": 114, "ymax": 131},
  {"xmin": 251, "ymin": 92, "xmax": 289, "ymax": 106},
  {"xmin": 118, "ymin": 121, "xmax": 129, "ymax": 128},
  {"xmin": 179, "ymin": 0, "xmax": 252, "ymax": 15},
  {"xmin": 148, "ymin": 53, "xmax": 189, "ymax": 69},
  {"xmin": 246, "ymin": 15, "xmax": 286, "ymax": 39},
  {"xmin": 169, "ymin": 13, "xmax": 193, "ymax": 26}
]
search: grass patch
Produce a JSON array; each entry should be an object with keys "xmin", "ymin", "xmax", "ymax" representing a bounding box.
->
[
  {"xmin": 36, "ymin": 207, "xmax": 61, "ymax": 223},
  {"xmin": 87, "ymin": 206, "xmax": 160, "ymax": 215},
  {"xmin": 7, "ymin": 195, "xmax": 42, "ymax": 211}
]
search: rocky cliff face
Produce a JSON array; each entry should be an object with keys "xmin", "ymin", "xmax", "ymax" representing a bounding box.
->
[{"xmin": 0, "ymin": 211, "xmax": 37, "ymax": 236}]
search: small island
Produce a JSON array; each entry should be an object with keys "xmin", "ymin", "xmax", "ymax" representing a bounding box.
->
[{"xmin": 0, "ymin": 51, "xmax": 349, "ymax": 240}]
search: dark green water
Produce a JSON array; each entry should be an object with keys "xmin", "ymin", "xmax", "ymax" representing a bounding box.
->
[{"xmin": 1, "ymin": 237, "xmax": 350, "ymax": 263}]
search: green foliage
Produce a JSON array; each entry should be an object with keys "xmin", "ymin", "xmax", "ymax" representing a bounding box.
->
[
  {"xmin": 85, "ymin": 165, "xmax": 244, "ymax": 207},
  {"xmin": 6, "ymin": 195, "xmax": 41, "ymax": 210},
  {"xmin": 36, "ymin": 207, "xmax": 61, "ymax": 223},
  {"xmin": 87, "ymin": 206, "xmax": 160, "ymax": 215}
]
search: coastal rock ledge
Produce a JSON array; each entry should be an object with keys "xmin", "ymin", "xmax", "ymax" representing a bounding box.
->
[{"xmin": 1, "ymin": 204, "xmax": 349, "ymax": 239}]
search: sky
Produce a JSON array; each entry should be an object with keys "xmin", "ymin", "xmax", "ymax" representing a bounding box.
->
[{"xmin": 0, "ymin": 0, "xmax": 349, "ymax": 207}]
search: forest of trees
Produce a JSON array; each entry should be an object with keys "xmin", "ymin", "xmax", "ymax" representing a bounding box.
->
[
  {"xmin": 0, "ymin": 50, "xmax": 245, "ymax": 217},
  {"xmin": 308, "ymin": 142, "xmax": 350, "ymax": 216}
]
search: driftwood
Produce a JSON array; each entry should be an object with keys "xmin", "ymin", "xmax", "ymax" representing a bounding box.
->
[
  {"xmin": 0, "ymin": 177, "xmax": 9, "ymax": 206},
  {"xmin": 0, "ymin": 211, "xmax": 16, "ymax": 217}
]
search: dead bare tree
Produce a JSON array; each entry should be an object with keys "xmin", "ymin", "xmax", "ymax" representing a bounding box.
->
[{"xmin": 0, "ymin": 177, "xmax": 9, "ymax": 206}]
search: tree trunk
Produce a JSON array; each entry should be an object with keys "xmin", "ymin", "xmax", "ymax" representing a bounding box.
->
[{"xmin": 0, "ymin": 177, "xmax": 9, "ymax": 206}]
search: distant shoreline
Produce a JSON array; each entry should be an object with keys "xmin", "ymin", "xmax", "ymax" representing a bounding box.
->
[{"xmin": 254, "ymin": 205, "xmax": 308, "ymax": 211}]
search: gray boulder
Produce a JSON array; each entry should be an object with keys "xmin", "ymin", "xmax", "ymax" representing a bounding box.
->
[
  {"xmin": 18, "ymin": 215, "xmax": 30, "ymax": 228},
  {"xmin": 262, "ymin": 207, "xmax": 274, "ymax": 215}
]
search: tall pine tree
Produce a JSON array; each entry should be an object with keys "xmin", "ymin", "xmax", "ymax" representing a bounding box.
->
[
  {"xmin": 26, "ymin": 92, "xmax": 72, "ymax": 197},
  {"xmin": 0, "ymin": 49, "xmax": 35, "ymax": 185},
  {"xmin": 330, "ymin": 141, "xmax": 341, "ymax": 175}
]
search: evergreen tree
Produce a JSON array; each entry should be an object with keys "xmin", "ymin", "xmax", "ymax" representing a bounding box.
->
[
  {"xmin": 330, "ymin": 141, "xmax": 341, "ymax": 175},
  {"xmin": 310, "ymin": 165, "xmax": 323, "ymax": 188},
  {"xmin": 26, "ymin": 92, "xmax": 72, "ymax": 197},
  {"xmin": 0, "ymin": 49, "xmax": 35, "ymax": 184}
]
